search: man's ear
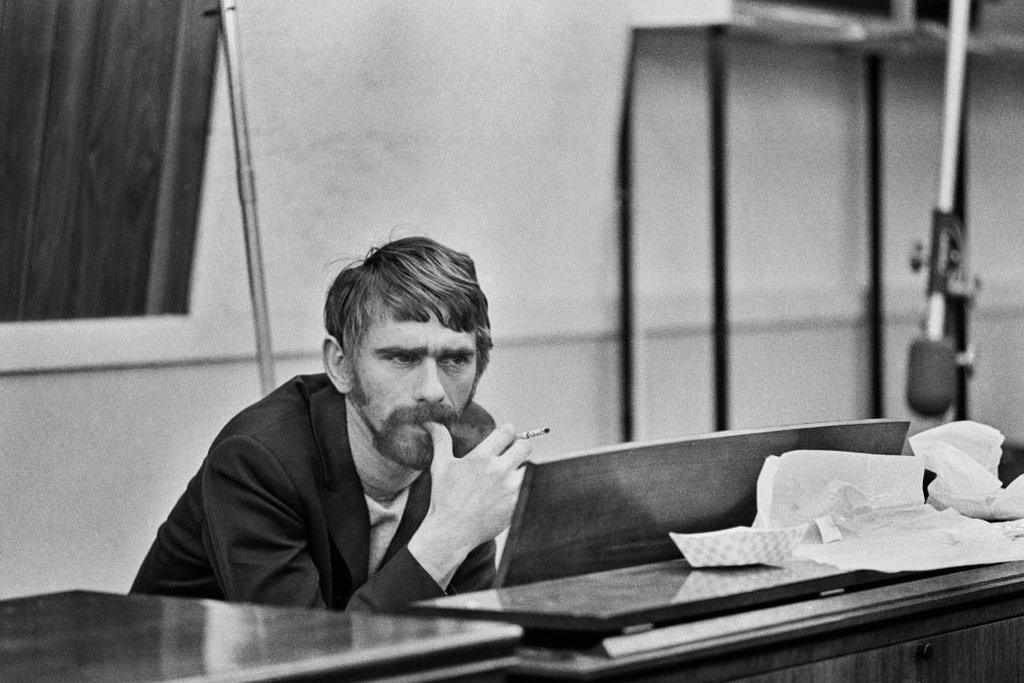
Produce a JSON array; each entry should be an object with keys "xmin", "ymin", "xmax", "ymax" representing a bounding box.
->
[{"xmin": 322, "ymin": 335, "xmax": 354, "ymax": 394}]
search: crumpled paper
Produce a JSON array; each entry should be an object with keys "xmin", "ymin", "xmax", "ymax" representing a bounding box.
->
[
  {"xmin": 910, "ymin": 420, "xmax": 1003, "ymax": 475},
  {"xmin": 669, "ymin": 525, "xmax": 807, "ymax": 567},
  {"xmin": 996, "ymin": 518, "xmax": 1024, "ymax": 540},
  {"xmin": 749, "ymin": 444, "xmax": 1024, "ymax": 572},
  {"xmin": 789, "ymin": 479, "xmax": 1024, "ymax": 571},
  {"xmin": 910, "ymin": 420, "xmax": 1024, "ymax": 521},
  {"xmin": 753, "ymin": 450, "xmax": 924, "ymax": 530},
  {"xmin": 669, "ymin": 425, "xmax": 1024, "ymax": 571}
]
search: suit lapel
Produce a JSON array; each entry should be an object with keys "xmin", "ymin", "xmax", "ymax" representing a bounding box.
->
[{"xmin": 310, "ymin": 384, "xmax": 369, "ymax": 589}]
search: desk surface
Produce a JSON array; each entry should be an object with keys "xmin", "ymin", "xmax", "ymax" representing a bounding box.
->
[
  {"xmin": 417, "ymin": 560, "xmax": 1024, "ymax": 680},
  {"xmin": 416, "ymin": 558, "xmax": 889, "ymax": 632},
  {"xmin": 0, "ymin": 591, "xmax": 521, "ymax": 682},
  {"xmin": 519, "ymin": 560, "xmax": 1024, "ymax": 679}
]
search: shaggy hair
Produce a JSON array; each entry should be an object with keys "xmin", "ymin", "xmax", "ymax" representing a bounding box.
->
[{"xmin": 324, "ymin": 236, "xmax": 493, "ymax": 374}]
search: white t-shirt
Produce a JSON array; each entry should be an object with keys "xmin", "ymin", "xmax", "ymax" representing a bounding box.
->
[{"xmin": 363, "ymin": 487, "xmax": 410, "ymax": 576}]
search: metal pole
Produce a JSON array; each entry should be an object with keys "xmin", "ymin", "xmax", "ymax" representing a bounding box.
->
[
  {"xmin": 219, "ymin": 0, "xmax": 276, "ymax": 395},
  {"xmin": 617, "ymin": 31, "xmax": 639, "ymax": 442},
  {"xmin": 925, "ymin": 0, "xmax": 970, "ymax": 343},
  {"xmin": 953, "ymin": 68, "xmax": 970, "ymax": 420},
  {"xmin": 708, "ymin": 27, "xmax": 729, "ymax": 432},
  {"xmin": 866, "ymin": 54, "xmax": 884, "ymax": 418}
]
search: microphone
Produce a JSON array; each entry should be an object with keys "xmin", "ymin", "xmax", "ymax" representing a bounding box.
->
[{"xmin": 906, "ymin": 335, "xmax": 955, "ymax": 417}]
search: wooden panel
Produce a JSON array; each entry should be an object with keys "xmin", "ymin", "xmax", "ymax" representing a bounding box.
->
[
  {"xmin": 0, "ymin": 0, "xmax": 60, "ymax": 319},
  {"xmin": 0, "ymin": 591, "xmax": 521, "ymax": 681},
  {"xmin": 20, "ymin": 0, "xmax": 105, "ymax": 319},
  {"xmin": 506, "ymin": 561, "xmax": 1024, "ymax": 681},
  {"xmin": 1, "ymin": 0, "xmax": 217, "ymax": 321},
  {"xmin": 744, "ymin": 614, "xmax": 1024, "ymax": 682},
  {"xmin": 497, "ymin": 419, "xmax": 909, "ymax": 587},
  {"xmin": 146, "ymin": 0, "xmax": 219, "ymax": 314},
  {"xmin": 72, "ymin": 0, "xmax": 183, "ymax": 318}
]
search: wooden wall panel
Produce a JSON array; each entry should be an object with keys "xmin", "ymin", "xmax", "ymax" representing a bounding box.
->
[
  {"xmin": 0, "ymin": 0, "xmax": 217, "ymax": 322},
  {"xmin": 147, "ymin": 0, "xmax": 219, "ymax": 315},
  {"xmin": 74, "ymin": 0, "xmax": 182, "ymax": 317},
  {"xmin": 0, "ymin": 0, "xmax": 61, "ymax": 320},
  {"xmin": 21, "ymin": 1, "xmax": 105, "ymax": 320}
]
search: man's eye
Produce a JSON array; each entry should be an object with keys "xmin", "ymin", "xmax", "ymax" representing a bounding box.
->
[
  {"xmin": 390, "ymin": 354, "xmax": 418, "ymax": 366},
  {"xmin": 441, "ymin": 356, "xmax": 470, "ymax": 369}
]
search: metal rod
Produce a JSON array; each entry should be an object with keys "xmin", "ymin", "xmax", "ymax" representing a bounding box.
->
[
  {"xmin": 926, "ymin": 0, "xmax": 971, "ymax": 343},
  {"xmin": 219, "ymin": 0, "xmax": 276, "ymax": 395},
  {"xmin": 708, "ymin": 27, "xmax": 729, "ymax": 432},
  {"xmin": 617, "ymin": 31, "xmax": 639, "ymax": 442},
  {"xmin": 866, "ymin": 54, "xmax": 884, "ymax": 418},
  {"xmin": 937, "ymin": 0, "xmax": 970, "ymax": 215},
  {"xmin": 953, "ymin": 68, "xmax": 970, "ymax": 421}
]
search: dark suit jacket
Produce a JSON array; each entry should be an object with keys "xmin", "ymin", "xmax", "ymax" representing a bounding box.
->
[{"xmin": 130, "ymin": 374, "xmax": 496, "ymax": 611}]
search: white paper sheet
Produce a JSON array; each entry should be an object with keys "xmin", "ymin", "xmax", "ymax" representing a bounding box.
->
[
  {"xmin": 752, "ymin": 445, "xmax": 1024, "ymax": 573},
  {"xmin": 754, "ymin": 450, "xmax": 924, "ymax": 530},
  {"xmin": 910, "ymin": 420, "xmax": 1024, "ymax": 521},
  {"xmin": 794, "ymin": 505, "xmax": 1024, "ymax": 572},
  {"xmin": 910, "ymin": 420, "xmax": 1004, "ymax": 476},
  {"xmin": 670, "ymin": 425, "xmax": 1024, "ymax": 572}
]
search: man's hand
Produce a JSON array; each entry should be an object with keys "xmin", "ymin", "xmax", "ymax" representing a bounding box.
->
[{"xmin": 406, "ymin": 422, "xmax": 531, "ymax": 588}]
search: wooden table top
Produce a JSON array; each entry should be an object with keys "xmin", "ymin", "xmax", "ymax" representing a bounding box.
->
[
  {"xmin": 0, "ymin": 591, "xmax": 521, "ymax": 682},
  {"xmin": 518, "ymin": 560, "xmax": 1024, "ymax": 679},
  {"xmin": 416, "ymin": 560, "xmax": 1024, "ymax": 680},
  {"xmin": 414, "ymin": 558, "xmax": 890, "ymax": 632}
]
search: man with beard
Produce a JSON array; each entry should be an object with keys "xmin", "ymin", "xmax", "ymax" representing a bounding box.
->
[{"xmin": 131, "ymin": 236, "xmax": 531, "ymax": 610}]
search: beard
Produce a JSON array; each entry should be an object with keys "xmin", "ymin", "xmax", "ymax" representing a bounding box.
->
[
  {"xmin": 371, "ymin": 402, "xmax": 459, "ymax": 470},
  {"xmin": 353, "ymin": 397, "xmax": 494, "ymax": 470},
  {"xmin": 348, "ymin": 371, "xmax": 491, "ymax": 470}
]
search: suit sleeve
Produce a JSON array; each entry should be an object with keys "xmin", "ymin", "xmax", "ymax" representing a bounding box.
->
[
  {"xmin": 345, "ymin": 540, "xmax": 496, "ymax": 612},
  {"xmin": 201, "ymin": 434, "xmax": 326, "ymax": 608},
  {"xmin": 449, "ymin": 540, "xmax": 497, "ymax": 593}
]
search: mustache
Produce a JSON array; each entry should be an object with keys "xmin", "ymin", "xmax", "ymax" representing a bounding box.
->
[
  {"xmin": 378, "ymin": 402, "xmax": 494, "ymax": 459},
  {"xmin": 381, "ymin": 403, "xmax": 459, "ymax": 430}
]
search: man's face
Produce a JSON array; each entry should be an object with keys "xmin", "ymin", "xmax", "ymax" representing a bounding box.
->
[{"xmin": 345, "ymin": 315, "xmax": 479, "ymax": 470}]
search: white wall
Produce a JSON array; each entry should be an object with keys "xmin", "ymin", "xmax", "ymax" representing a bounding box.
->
[{"xmin": 2, "ymin": 3, "xmax": 1024, "ymax": 599}]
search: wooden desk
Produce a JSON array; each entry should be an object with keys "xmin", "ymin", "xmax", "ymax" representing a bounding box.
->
[
  {"xmin": 0, "ymin": 591, "xmax": 521, "ymax": 681},
  {"xmin": 414, "ymin": 560, "xmax": 1024, "ymax": 680}
]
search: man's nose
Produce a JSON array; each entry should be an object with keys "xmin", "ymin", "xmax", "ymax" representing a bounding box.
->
[{"xmin": 414, "ymin": 359, "xmax": 446, "ymax": 403}]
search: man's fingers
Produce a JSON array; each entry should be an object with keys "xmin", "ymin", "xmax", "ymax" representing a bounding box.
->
[
  {"xmin": 509, "ymin": 465, "xmax": 525, "ymax": 490},
  {"xmin": 500, "ymin": 437, "xmax": 533, "ymax": 471},
  {"xmin": 424, "ymin": 422, "xmax": 454, "ymax": 474},
  {"xmin": 468, "ymin": 422, "xmax": 517, "ymax": 459}
]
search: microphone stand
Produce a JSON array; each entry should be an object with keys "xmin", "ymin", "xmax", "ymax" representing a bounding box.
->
[
  {"xmin": 219, "ymin": 0, "xmax": 276, "ymax": 395},
  {"xmin": 906, "ymin": 0, "xmax": 976, "ymax": 419},
  {"xmin": 950, "ymin": 91, "xmax": 973, "ymax": 421}
]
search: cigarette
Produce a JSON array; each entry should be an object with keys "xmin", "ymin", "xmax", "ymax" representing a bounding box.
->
[{"xmin": 518, "ymin": 427, "xmax": 551, "ymax": 440}]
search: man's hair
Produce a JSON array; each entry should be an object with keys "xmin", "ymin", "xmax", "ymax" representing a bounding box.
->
[{"xmin": 324, "ymin": 236, "xmax": 493, "ymax": 374}]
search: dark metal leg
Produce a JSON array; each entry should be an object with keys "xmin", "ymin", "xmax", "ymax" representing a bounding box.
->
[
  {"xmin": 953, "ymin": 63, "xmax": 970, "ymax": 421},
  {"xmin": 708, "ymin": 27, "xmax": 729, "ymax": 432},
  {"xmin": 618, "ymin": 31, "xmax": 639, "ymax": 442},
  {"xmin": 866, "ymin": 54, "xmax": 885, "ymax": 418}
]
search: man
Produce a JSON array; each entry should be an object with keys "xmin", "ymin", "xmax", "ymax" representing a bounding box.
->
[{"xmin": 131, "ymin": 236, "xmax": 531, "ymax": 610}]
